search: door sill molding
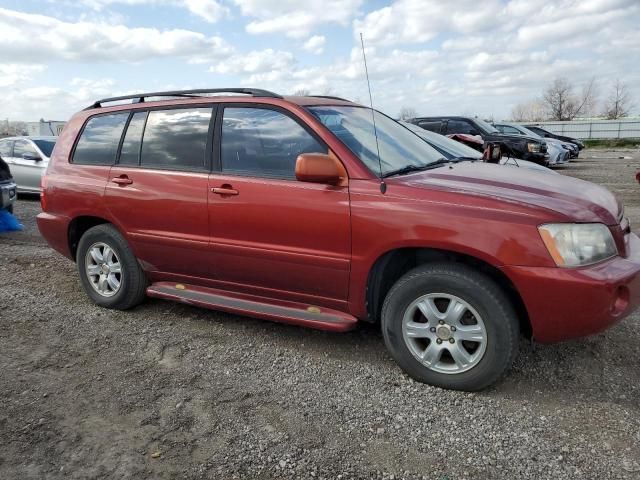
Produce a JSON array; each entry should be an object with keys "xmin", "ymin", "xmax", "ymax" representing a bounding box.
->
[{"xmin": 146, "ymin": 282, "xmax": 358, "ymax": 332}]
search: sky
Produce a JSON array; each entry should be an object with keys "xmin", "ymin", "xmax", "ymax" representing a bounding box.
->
[{"xmin": 1, "ymin": 0, "xmax": 639, "ymax": 122}]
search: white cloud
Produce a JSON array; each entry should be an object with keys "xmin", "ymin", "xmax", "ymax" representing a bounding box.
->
[
  {"xmin": 0, "ymin": 7, "xmax": 233, "ymax": 63},
  {"xmin": 234, "ymin": 0, "xmax": 362, "ymax": 38},
  {"xmin": 303, "ymin": 35, "xmax": 326, "ymax": 55},
  {"xmin": 209, "ymin": 49, "xmax": 295, "ymax": 75}
]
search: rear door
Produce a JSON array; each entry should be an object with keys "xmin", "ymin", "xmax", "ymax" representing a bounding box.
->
[
  {"xmin": 207, "ymin": 104, "xmax": 351, "ymax": 307},
  {"xmin": 104, "ymin": 107, "xmax": 213, "ymax": 278}
]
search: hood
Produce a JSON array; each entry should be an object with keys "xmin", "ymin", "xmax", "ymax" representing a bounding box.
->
[
  {"xmin": 487, "ymin": 132, "xmax": 543, "ymax": 144},
  {"xmin": 391, "ymin": 161, "xmax": 621, "ymax": 225}
]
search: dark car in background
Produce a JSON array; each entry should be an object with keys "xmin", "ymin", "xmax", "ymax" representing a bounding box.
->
[
  {"xmin": 524, "ymin": 125, "xmax": 584, "ymax": 157},
  {"xmin": 0, "ymin": 155, "xmax": 18, "ymax": 214},
  {"xmin": 409, "ymin": 116, "xmax": 549, "ymax": 166}
]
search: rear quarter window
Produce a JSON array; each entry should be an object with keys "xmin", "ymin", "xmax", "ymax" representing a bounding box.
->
[
  {"xmin": 417, "ymin": 121, "xmax": 442, "ymax": 133},
  {"xmin": 73, "ymin": 113, "xmax": 129, "ymax": 165}
]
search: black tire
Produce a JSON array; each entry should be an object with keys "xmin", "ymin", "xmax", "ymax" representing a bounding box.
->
[
  {"xmin": 6, "ymin": 204, "xmax": 13, "ymax": 214},
  {"xmin": 76, "ymin": 224, "xmax": 147, "ymax": 310},
  {"xmin": 381, "ymin": 262, "xmax": 519, "ymax": 391}
]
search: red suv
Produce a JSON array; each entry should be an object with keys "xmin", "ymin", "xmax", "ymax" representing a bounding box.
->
[{"xmin": 37, "ymin": 88, "xmax": 640, "ymax": 391}]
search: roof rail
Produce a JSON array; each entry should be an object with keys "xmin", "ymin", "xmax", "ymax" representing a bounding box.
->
[
  {"xmin": 86, "ymin": 88, "xmax": 282, "ymax": 109},
  {"xmin": 308, "ymin": 95, "xmax": 352, "ymax": 102}
]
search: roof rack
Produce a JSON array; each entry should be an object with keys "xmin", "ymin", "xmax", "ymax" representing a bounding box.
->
[
  {"xmin": 308, "ymin": 95, "xmax": 352, "ymax": 102},
  {"xmin": 86, "ymin": 88, "xmax": 282, "ymax": 109}
]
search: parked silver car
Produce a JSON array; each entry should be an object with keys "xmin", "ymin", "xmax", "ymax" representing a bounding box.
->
[{"xmin": 0, "ymin": 136, "xmax": 56, "ymax": 193}]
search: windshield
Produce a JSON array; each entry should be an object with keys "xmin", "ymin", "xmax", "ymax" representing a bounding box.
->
[
  {"xmin": 308, "ymin": 106, "xmax": 443, "ymax": 175},
  {"xmin": 402, "ymin": 122, "xmax": 482, "ymax": 160},
  {"xmin": 474, "ymin": 118, "xmax": 499, "ymax": 134},
  {"xmin": 516, "ymin": 126, "xmax": 543, "ymax": 139},
  {"xmin": 33, "ymin": 139, "xmax": 56, "ymax": 157}
]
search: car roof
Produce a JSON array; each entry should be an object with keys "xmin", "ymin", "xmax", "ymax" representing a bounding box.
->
[{"xmin": 411, "ymin": 116, "xmax": 475, "ymax": 122}]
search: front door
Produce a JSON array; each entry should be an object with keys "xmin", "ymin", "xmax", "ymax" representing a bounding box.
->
[
  {"xmin": 208, "ymin": 105, "xmax": 351, "ymax": 307},
  {"xmin": 9, "ymin": 139, "xmax": 43, "ymax": 192},
  {"xmin": 104, "ymin": 107, "xmax": 213, "ymax": 278}
]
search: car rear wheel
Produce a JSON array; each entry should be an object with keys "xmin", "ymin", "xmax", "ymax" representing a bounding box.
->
[
  {"xmin": 381, "ymin": 262, "xmax": 519, "ymax": 391},
  {"xmin": 76, "ymin": 224, "xmax": 147, "ymax": 310}
]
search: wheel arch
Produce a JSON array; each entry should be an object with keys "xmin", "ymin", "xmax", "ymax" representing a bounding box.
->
[
  {"xmin": 365, "ymin": 247, "xmax": 531, "ymax": 338},
  {"xmin": 67, "ymin": 216, "xmax": 112, "ymax": 261}
]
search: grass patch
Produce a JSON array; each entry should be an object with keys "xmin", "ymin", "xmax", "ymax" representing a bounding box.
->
[{"xmin": 583, "ymin": 138, "xmax": 640, "ymax": 149}]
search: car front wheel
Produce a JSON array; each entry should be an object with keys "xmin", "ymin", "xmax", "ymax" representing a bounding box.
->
[{"xmin": 381, "ymin": 262, "xmax": 519, "ymax": 391}]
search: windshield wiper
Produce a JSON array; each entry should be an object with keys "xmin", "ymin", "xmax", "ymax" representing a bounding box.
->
[
  {"xmin": 383, "ymin": 157, "xmax": 475, "ymax": 178},
  {"xmin": 449, "ymin": 156, "xmax": 480, "ymax": 162}
]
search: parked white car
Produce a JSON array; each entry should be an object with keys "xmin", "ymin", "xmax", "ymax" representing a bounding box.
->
[{"xmin": 0, "ymin": 136, "xmax": 56, "ymax": 193}]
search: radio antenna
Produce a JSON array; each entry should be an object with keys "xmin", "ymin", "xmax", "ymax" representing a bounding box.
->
[{"xmin": 360, "ymin": 32, "xmax": 386, "ymax": 194}]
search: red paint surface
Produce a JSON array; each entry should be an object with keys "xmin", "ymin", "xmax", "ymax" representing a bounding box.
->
[{"xmin": 37, "ymin": 95, "xmax": 640, "ymax": 342}]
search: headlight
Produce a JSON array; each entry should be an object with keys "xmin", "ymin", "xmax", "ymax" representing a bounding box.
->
[
  {"xmin": 538, "ymin": 223, "xmax": 617, "ymax": 267},
  {"xmin": 527, "ymin": 142, "xmax": 541, "ymax": 153}
]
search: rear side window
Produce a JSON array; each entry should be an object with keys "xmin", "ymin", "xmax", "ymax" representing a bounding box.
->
[
  {"xmin": 220, "ymin": 107, "xmax": 326, "ymax": 179},
  {"xmin": 119, "ymin": 112, "xmax": 147, "ymax": 166},
  {"xmin": 73, "ymin": 113, "xmax": 128, "ymax": 165},
  {"xmin": 0, "ymin": 140, "xmax": 12, "ymax": 157},
  {"xmin": 140, "ymin": 108, "xmax": 211, "ymax": 170}
]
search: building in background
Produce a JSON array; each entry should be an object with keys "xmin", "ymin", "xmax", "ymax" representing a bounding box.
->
[{"xmin": 26, "ymin": 119, "xmax": 66, "ymax": 136}]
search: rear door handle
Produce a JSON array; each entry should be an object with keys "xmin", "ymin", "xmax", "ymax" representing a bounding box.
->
[
  {"xmin": 111, "ymin": 176, "xmax": 133, "ymax": 186},
  {"xmin": 211, "ymin": 186, "xmax": 239, "ymax": 196}
]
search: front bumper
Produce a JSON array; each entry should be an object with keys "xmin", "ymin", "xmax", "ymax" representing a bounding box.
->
[
  {"xmin": 522, "ymin": 152, "xmax": 550, "ymax": 165},
  {"xmin": 501, "ymin": 232, "xmax": 640, "ymax": 343},
  {"xmin": 0, "ymin": 180, "xmax": 17, "ymax": 210}
]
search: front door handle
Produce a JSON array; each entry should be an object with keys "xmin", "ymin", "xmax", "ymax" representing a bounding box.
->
[
  {"xmin": 111, "ymin": 176, "xmax": 133, "ymax": 186},
  {"xmin": 211, "ymin": 186, "xmax": 239, "ymax": 196}
]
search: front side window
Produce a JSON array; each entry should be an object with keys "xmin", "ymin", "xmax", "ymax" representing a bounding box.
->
[
  {"xmin": 13, "ymin": 140, "xmax": 38, "ymax": 158},
  {"xmin": 446, "ymin": 120, "xmax": 474, "ymax": 135},
  {"xmin": 33, "ymin": 139, "xmax": 56, "ymax": 157},
  {"xmin": 73, "ymin": 113, "xmax": 129, "ymax": 165},
  {"xmin": 140, "ymin": 108, "xmax": 211, "ymax": 170},
  {"xmin": 220, "ymin": 107, "xmax": 326, "ymax": 178},
  {"xmin": 309, "ymin": 106, "xmax": 442, "ymax": 176}
]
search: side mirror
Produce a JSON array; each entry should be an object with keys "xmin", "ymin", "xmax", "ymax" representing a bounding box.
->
[
  {"xmin": 295, "ymin": 153, "xmax": 347, "ymax": 185},
  {"xmin": 22, "ymin": 152, "xmax": 42, "ymax": 161}
]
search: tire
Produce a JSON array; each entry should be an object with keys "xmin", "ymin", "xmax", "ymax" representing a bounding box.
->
[
  {"xmin": 381, "ymin": 262, "xmax": 519, "ymax": 391},
  {"xmin": 76, "ymin": 224, "xmax": 147, "ymax": 310},
  {"xmin": 6, "ymin": 204, "xmax": 13, "ymax": 214}
]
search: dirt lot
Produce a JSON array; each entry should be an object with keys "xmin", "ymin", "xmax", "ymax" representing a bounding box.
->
[{"xmin": 1, "ymin": 150, "xmax": 640, "ymax": 480}]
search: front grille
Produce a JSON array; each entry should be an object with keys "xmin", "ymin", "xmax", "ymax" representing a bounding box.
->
[{"xmin": 540, "ymin": 144, "xmax": 548, "ymax": 153}]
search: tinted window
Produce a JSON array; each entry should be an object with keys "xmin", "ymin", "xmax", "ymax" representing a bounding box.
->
[
  {"xmin": 33, "ymin": 139, "xmax": 56, "ymax": 157},
  {"xmin": 221, "ymin": 107, "xmax": 326, "ymax": 178},
  {"xmin": 140, "ymin": 108, "xmax": 211, "ymax": 170},
  {"xmin": 417, "ymin": 121, "xmax": 442, "ymax": 133},
  {"xmin": 74, "ymin": 113, "xmax": 128, "ymax": 165},
  {"xmin": 119, "ymin": 112, "xmax": 147, "ymax": 166},
  {"xmin": 497, "ymin": 125, "xmax": 521, "ymax": 135},
  {"xmin": 446, "ymin": 120, "xmax": 474, "ymax": 135},
  {"xmin": 13, "ymin": 140, "xmax": 38, "ymax": 158},
  {"xmin": 0, "ymin": 140, "xmax": 12, "ymax": 157}
]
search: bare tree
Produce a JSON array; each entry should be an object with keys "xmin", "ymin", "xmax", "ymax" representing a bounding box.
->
[
  {"xmin": 543, "ymin": 77, "xmax": 598, "ymax": 120},
  {"xmin": 292, "ymin": 88, "xmax": 310, "ymax": 96},
  {"xmin": 604, "ymin": 79, "xmax": 634, "ymax": 119},
  {"xmin": 398, "ymin": 106, "xmax": 417, "ymax": 121}
]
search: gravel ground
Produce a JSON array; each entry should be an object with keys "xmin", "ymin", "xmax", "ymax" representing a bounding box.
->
[{"xmin": 1, "ymin": 149, "xmax": 640, "ymax": 480}]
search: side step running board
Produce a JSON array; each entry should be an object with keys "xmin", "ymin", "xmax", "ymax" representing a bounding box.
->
[{"xmin": 146, "ymin": 282, "xmax": 358, "ymax": 332}]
